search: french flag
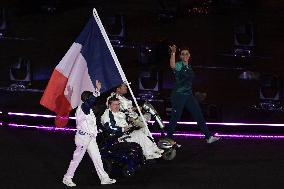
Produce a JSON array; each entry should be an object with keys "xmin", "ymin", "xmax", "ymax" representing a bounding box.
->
[{"xmin": 40, "ymin": 8, "xmax": 127, "ymax": 127}]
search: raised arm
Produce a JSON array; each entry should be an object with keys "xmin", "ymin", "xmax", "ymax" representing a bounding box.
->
[
  {"xmin": 93, "ymin": 80, "xmax": 101, "ymax": 97},
  {"xmin": 96, "ymin": 80, "xmax": 101, "ymax": 91},
  {"xmin": 169, "ymin": 45, "xmax": 177, "ymax": 69}
]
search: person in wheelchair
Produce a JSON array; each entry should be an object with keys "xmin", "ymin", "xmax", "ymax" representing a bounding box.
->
[
  {"xmin": 101, "ymin": 96, "xmax": 164, "ymax": 160},
  {"xmin": 106, "ymin": 83, "xmax": 151, "ymax": 130},
  {"xmin": 95, "ymin": 114, "xmax": 145, "ymax": 178}
]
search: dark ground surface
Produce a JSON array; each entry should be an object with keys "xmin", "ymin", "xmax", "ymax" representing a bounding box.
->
[{"xmin": 1, "ymin": 126, "xmax": 284, "ymax": 189}]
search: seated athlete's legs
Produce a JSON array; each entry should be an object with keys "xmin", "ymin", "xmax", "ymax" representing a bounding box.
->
[{"xmin": 128, "ymin": 130, "xmax": 162, "ymax": 159}]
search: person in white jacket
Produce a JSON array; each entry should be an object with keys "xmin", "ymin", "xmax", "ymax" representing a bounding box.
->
[
  {"xmin": 63, "ymin": 80, "xmax": 116, "ymax": 187},
  {"xmin": 106, "ymin": 83, "xmax": 151, "ymax": 128},
  {"xmin": 101, "ymin": 96, "xmax": 163, "ymax": 160}
]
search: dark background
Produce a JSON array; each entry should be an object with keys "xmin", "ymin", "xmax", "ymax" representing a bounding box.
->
[{"xmin": 1, "ymin": 0, "xmax": 284, "ymax": 123}]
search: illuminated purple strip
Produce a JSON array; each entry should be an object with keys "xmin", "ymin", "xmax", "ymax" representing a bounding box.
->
[
  {"xmin": 8, "ymin": 112, "xmax": 76, "ymax": 120},
  {"xmin": 8, "ymin": 123, "xmax": 77, "ymax": 131},
  {"xmin": 7, "ymin": 112, "xmax": 284, "ymax": 127},
  {"xmin": 0, "ymin": 122, "xmax": 2, "ymax": 126},
  {"xmin": 151, "ymin": 132, "xmax": 284, "ymax": 139},
  {"xmin": 148, "ymin": 121, "xmax": 284, "ymax": 127},
  {"xmin": 6, "ymin": 123, "xmax": 284, "ymax": 139}
]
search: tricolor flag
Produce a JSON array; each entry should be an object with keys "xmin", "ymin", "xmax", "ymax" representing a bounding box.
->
[{"xmin": 40, "ymin": 8, "xmax": 127, "ymax": 127}]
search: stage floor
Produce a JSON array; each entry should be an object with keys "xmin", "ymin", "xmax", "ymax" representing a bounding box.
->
[{"xmin": 1, "ymin": 126, "xmax": 284, "ymax": 189}]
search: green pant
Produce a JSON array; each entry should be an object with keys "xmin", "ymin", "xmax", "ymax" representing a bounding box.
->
[{"xmin": 167, "ymin": 93, "xmax": 212, "ymax": 139}]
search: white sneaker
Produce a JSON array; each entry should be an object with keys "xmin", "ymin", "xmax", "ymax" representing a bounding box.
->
[
  {"xmin": 63, "ymin": 177, "xmax": 76, "ymax": 187},
  {"xmin": 206, "ymin": 136, "xmax": 220, "ymax": 144},
  {"xmin": 101, "ymin": 178, "xmax": 116, "ymax": 185}
]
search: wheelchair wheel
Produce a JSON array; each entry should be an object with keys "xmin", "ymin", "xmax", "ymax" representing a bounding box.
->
[
  {"xmin": 122, "ymin": 164, "xmax": 135, "ymax": 178},
  {"xmin": 162, "ymin": 149, "xmax": 176, "ymax": 161},
  {"xmin": 102, "ymin": 159, "xmax": 112, "ymax": 174}
]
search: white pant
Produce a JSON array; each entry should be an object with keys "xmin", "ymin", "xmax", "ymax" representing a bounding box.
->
[
  {"xmin": 122, "ymin": 129, "xmax": 161, "ymax": 159},
  {"xmin": 64, "ymin": 133, "xmax": 110, "ymax": 181}
]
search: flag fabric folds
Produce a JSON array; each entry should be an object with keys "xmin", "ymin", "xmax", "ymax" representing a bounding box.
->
[{"xmin": 40, "ymin": 8, "xmax": 127, "ymax": 127}]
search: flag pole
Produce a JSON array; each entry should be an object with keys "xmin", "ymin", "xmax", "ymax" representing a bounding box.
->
[{"xmin": 92, "ymin": 8, "xmax": 152, "ymax": 137}]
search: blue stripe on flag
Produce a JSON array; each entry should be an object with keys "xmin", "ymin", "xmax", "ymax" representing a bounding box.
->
[{"xmin": 75, "ymin": 17, "xmax": 123, "ymax": 92}]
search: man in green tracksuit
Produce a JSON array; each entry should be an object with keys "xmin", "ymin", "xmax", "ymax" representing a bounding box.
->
[{"xmin": 167, "ymin": 45, "xmax": 220, "ymax": 144}]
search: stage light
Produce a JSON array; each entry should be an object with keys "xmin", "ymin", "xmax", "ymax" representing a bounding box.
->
[
  {"xmin": 259, "ymin": 74, "xmax": 282, "ymax": 102},
  {"xmin": 138, "ymin": 45, "xmax": 161, "ymax": 93},
  {"xmin": 250, "ymin": 74, "xmax": 284, "ymax": 112},
  {"xmin": 103, "ymin": 14, "xmax": 126, "ymax": 46},
  {"xmin": 156, "ymin": 0, "xmax": 180, "ymax": 20},
  {"xmin": 0, "ymin": 8, "xmax": 7, "ymax": 37},
  {"xmin": 233, "ymin": 21, "xmax": 254, "ymax": 57},
  {"xmin": 9, "ymin": 57, "xmax": 31, "ymax": 90},
  {"xmin": 139, "ymin": 71, "xmax": 160, "ymax": 92}
]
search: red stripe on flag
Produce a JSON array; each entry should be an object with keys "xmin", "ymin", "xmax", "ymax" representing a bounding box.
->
[{"xmin": 40, "ymin": 69, "xmax": 72, "ymax": 127}]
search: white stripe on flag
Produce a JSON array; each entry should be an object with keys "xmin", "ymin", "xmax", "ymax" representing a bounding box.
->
[
  {"xmin": 55, "ymin": 43, "xmax": 82, "ymax": 78},
  {"xmin": 56, "ymin": 43, "xmax": 97, "ymax": 108}
]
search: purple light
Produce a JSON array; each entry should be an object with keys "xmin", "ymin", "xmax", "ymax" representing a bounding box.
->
[
  {"xmin": 148, "ymin": 120, "xmax": 284, "ymax": 127},
  {"xmin": 8, "ymin": 123, "xmax": 76, "ymax": 131},
  {"xmin": 8, "ymin": 112, "xmax": 76, "ymax": 120},
  {"xmin": 151, "ymin": 132, "xmax": 284, "ymax": 139},
  {"xmin": 7, "ymin": 111, "xmax": 284, "ymax": 127},
  {"xmin": 5, "ymin": 123, "xmax": 284, "ymax": 139}
]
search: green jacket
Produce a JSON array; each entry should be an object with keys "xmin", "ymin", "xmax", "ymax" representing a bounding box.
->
[{"xmin": 172, "ymin": 61, "xmax": 194, "ymax": 95}]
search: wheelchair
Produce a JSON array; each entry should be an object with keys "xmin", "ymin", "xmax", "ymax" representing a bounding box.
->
[
  {"xmin": 94, "ymin": 106, "xmax": 145, "ymax": 177},
  {"xmin": 142, "ymin": 101, "xmax": 178, "ymax": 161}
]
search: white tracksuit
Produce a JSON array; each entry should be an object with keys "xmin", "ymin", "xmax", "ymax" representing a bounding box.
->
[
  {"xmin": 64, "ymin": 106, "xmax": 110, "ymax": 181},
  {"xmin": 101, "ymin": 109, "xmax": 162, "ymax": 160},
  {"xmin": 107, "ymin": 92, "xmax": 151, "ymax": 132}
]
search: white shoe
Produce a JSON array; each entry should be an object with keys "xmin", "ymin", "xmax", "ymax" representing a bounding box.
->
[
  {"xmin": 206, "ymin": 136, "xmax": 220, "ymax": 144},
  {"xmin": 63, "ymin": 177, "xmax": 76, "ymax": 187},
  {"xmin": 101, "ymin": 178, "xmax": 116, "ymax": 185}
]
